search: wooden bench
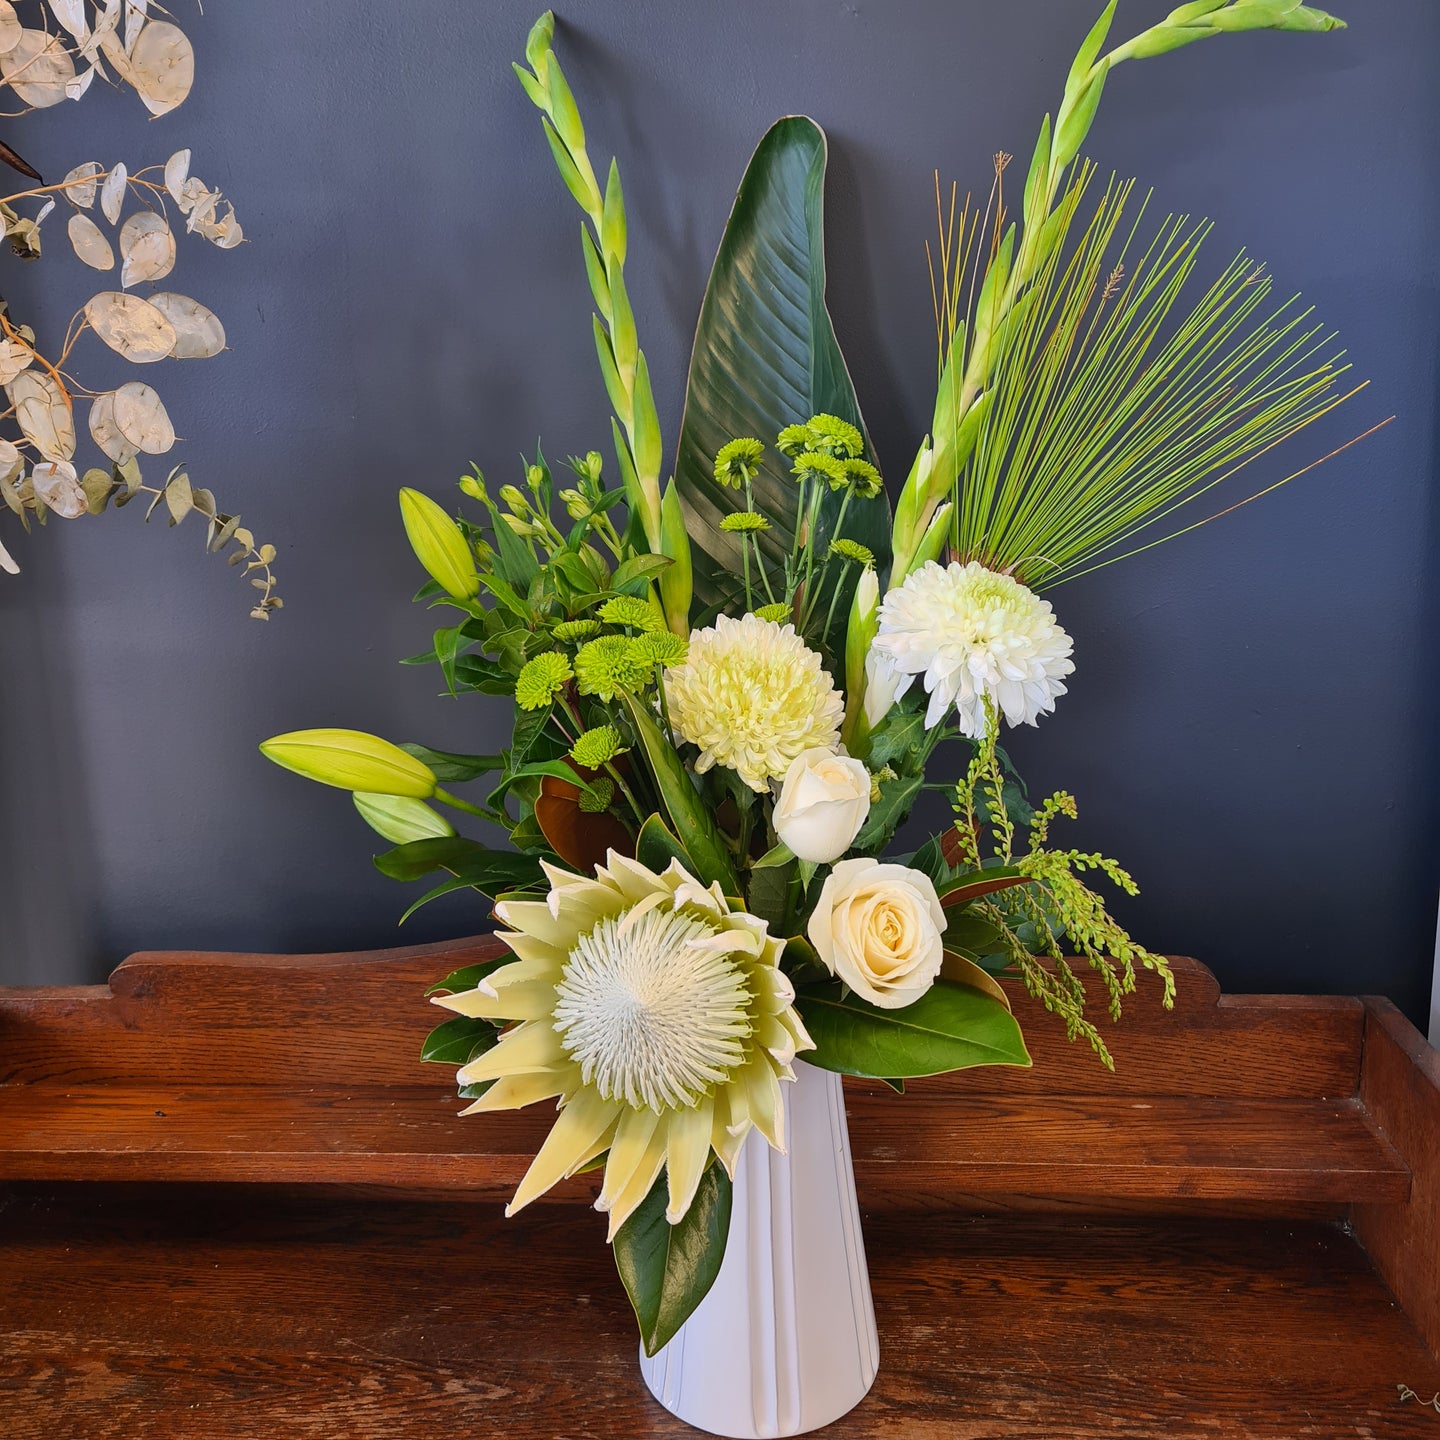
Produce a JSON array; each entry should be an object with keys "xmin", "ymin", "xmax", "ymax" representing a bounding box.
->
[{"xmin": 1, "ymin": 941, "xmax": 1437, "ymax": 1436}]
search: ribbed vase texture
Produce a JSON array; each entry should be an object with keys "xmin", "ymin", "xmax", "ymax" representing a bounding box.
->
[{"xmin": 638, "ymin": 1059, "xmax": 879, "ymax": 1438}]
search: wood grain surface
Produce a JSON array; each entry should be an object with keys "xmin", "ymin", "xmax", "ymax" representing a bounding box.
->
[{"xmin": 0, "ymin": 1182, "xmax": 1436, "ymax": 1439}]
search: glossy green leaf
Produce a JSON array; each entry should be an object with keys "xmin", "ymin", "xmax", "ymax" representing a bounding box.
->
[
  {"xmin": 614, "ymin": 1161, "xmax": 732, "ymax": 1357},
  {"xmin": 399, "ymin": 744, "xmax": 505, "ymax": 783},
  {"xmin": 635, "ymin": 813, "xmax": 696, "ymax": 875},
  {"xmin": 796, "ymin": 978, "xmax": 1032, "ymax": 1079},
  {"xmin": 937, "ymin": 866, "xmax": 1029, "ymax": 908},
  {"xmin": 673, "ymin": 117, "xmax": 890, "ymax": 652},
  {"xmin": 420, "ymin": 1015, "xmax": 499, "ymax": 1066},
  {"xmin": 374, "ymin": 836, "xmax": 544, "ymax": 895},
  {"xmin": 620, "ymin": 693, "xmax": 738, "ymax": 893}
]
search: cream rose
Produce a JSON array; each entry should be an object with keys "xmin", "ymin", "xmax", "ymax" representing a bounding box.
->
[
  {"xmin": 773, "ymin": 747, "xmax": 871, "ymax": 864},
  {"xmin": 807, "ymin": 858, "xmax": 945, "ymax": 1009}
]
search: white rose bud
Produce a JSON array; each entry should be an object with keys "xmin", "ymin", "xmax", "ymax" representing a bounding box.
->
[
  {"xmin": 773, "ymin": 747, "xmax": 871, "ymax": 864},
  {"xmin": 807, "ymin": 858, "xmax": 945, "ymax": 1009}
]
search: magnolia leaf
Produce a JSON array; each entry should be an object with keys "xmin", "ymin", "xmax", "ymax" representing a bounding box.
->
[
  {"xmin": 614, "ymin": 1161, "xmax": 732, "ymax": 1358},
  {"xmin": 85, "ymin": 290, "xmax": 176, "ymax": 362},
  {"xmin": 674, "ymin": 117, "xmax": 890, "ymax": 659},
  {"xmin": 797, "ymin": 978, "xmax": 1032, "ymax": 1079},
  {"xmin": 145, "ymin": 292, "xmax": 224, "ymax": 359},
  {"xmin": 30, "ymin": 459, "xmax": 85, "ymax": 518},
  {"xmin": 112, "ymin": 380, "xmax": 174, "ymax": 454},
  {"xmin": 68, "ymin": 211, "xmax": 114, "ymax": 270},
  {"xmin": 118, "ymin": 209, "xmax": 175, "ymax": 287},
  {"xmin": 0, "ymin": 337, "xmax": 32, "ymax": 384},
  {"xmin": 128, "ymin": 19, "xmax": 192, "ymax": 116},
  {"xmin": 88, "ymin": 391, "xmax": 136, "ymax": 464},
  {"xmin": 2, "ymin": 30, "xmax": 76, "ymax": 108},
  {"xmin": 0, "ymin": 4, "xmax": 21, "ymax": 55},
  {"xmin": 62, "ymin": 160, "xmax": 101, "ymax": 209},
  {"xmin": 7, "ymin": 370, "xmax": 75, "ymax": 461},
  {"xmin": 163, "ymin": 148, "xmax": 189, "ymax": 202},
  {"xmin": 100, "ymin": 162, "xmax": 127, "ymax": 224}
]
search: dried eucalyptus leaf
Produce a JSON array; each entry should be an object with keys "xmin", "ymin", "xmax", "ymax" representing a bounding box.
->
[
  {"xmin": 30, "ymin": 460, "xmax": 86, "ymax": 518},
  {"xmin": 65, "ymin": 63, "xmax": 96, "ymax": 101},
  {"xmin": 80, "ymin": 466, "xmax": 112, "ymax": 514},
  {"xmin": 129, "ymin": 20, "xmax": 192, "ymax": 116},
  {"xmin": 63, "ymin": 160, "xmax": 102, "ymax": 209},
  {"xmin": 163, "ymin": 468, "xmax": 191, "ymax": 522},
  {"xmin": 68, "ymin": 211, "xmax": 114, "ymax": 270},
  {"xmin": 123, "ymin": 0, "xmax": 146, "ymax": 53},
  {"xmin": 0, "ymin": 337, "xmax": 32, "ymax": 384},
  {"xmin": 146, "ymin": 292, "xmax": 224, "ymax": 358},
  {"xmin": 85, "ymin": 290, "xmax": 176, "ymax": 362},
  {"xmin": 199, "ymin": 204, "xmax": 243, "ymax": 250},
  {"xmin": 112, "ymin": 380, "xmax": 174, "ymax": 454},
  {"xmin": 0, "ymin": 3, "xmax": 22, "ymax": 56},
  {"xmin": 88, "ymin": 391, "xmax": 136, "ymax": 463},
  {"xmin": 47, "ymin": 0, "xmax": 89, "ymax": 42},
  {"xmin": 0, "ymin": 436, "xmax": 22, "ymax": 482},
  {"xmin": 7, "ymin": 370, "xmax": 75, "ymax": 461},
  {"xmin": 100, "ymin": 163, "xmax": 127, "ymax": 226},
  {"xmin": 119, "ymin": 209, "xmax": 175, "ymax": 287},
  {"xmin": 34, "ymin": 199, "xmax": 54, "ymax": 226},
  {"xmin": 163, "ymin": 147, "xmax": 189, "ymax": 202},
  {"xmin": 0, "ymin": 531, "xmax": 16, "ymax": 574},
  {"xmin": 2, "ymin": 30, "xmax": 76, "ymax": 108}
]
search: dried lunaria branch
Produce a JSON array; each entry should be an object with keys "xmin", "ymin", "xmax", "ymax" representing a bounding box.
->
[{"xmin": 0, "ymin": 1, "xmax": 279, "ymax": 615}]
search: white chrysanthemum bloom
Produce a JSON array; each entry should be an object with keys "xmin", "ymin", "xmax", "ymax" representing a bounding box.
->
[
  {"xmin": 871, "ymin": 560, "xmax": 1074, "ymax": 736},
  {"xmin": 664, "ymin": 613, "xmax": 844, "ymax": 792},
  {"xmin": 432, "ymin": 853, "xmax": 813, "ymax": 1238}
]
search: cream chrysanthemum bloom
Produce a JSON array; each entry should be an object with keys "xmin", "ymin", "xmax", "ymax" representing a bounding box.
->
[
  {"xmin": 432, "ymin": 852, "xmax": 813, "ymax": 1238},
  {"xmin": 872, "ymin": 560, "xmax": 1074, "ymax": 736},
  {"xmin": 664, "ymin": 614, "xmax": 843, "ymax": 792}
]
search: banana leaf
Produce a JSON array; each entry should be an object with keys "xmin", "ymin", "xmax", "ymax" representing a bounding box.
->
[{"xmin": 674, "ymin": 116, "xmax": 891, "ymax": 661}]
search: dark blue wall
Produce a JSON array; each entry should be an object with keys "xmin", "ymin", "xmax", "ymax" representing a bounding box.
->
[{"xmin": 2, "ymin": 1, "xmax": 1437, "ymax": 1021}]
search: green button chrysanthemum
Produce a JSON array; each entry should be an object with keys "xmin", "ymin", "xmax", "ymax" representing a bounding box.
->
[
  {"xmin": 633, "ymin": 630, "xmax": 689, "ymax": 670},
  {"xmin": 841, "ymin": 458, "xmax": 883, "ymax": 498},
  {"xmin": 751, "ymin": 602, "xmax": 792, "ymax": 624},
  {"xmin": 569, "ymin": 724, "xmax": 626, "ymax": 770},
  {"xmin": 553, "ymin": 618, "xmax": 604, "ymax": 644},
  {"xmin": 574, "ymin": 635, "xmax": 652, "ymax": 700},
  {"xmin": 719, "ymin": 511, "xmax": 770, "ymax": 534},
  {"xmin": 792, "ymin": 452, "xmax": 849, "ymax": 490},
  {"xmin": 515, "ymin": 651, "xmax": 573, "ymax": 710},
  {"xmin": 805, "ymin": 413, "xmax": 864, "ymax": 460},
  {"xmin": 713, "ymin": 437, "xmax": 765, "ymax": 489},
  {"xmin": 598, "ymin": 595, "xmax": 666, "ymax": 632},
  {"xmin": 829, "ymin": 537, "xmax": 875, "ymax": 567}
]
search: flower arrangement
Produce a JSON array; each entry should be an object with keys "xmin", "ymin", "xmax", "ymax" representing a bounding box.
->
[{"xmin": 262, "ymin": 1, "xmax": 1365, "ymax": 1363}]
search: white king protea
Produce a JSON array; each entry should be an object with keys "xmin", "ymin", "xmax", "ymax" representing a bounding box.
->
[
  {"xmin": 871, "ymin": 560, "xmax": 1074, "ymax": 736},
  {"xmin": 432, "ymin": 853, "xmax": 814, "ymax": 1238}
]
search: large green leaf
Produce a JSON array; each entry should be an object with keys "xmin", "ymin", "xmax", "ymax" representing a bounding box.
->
[
  {"xmin": 620, "ymin": 693, "xmax": 738, "ymax": 894},
  {"xmin": 674, "ymin": 116, "xmax": 891, "ymax": 652},
  {"xmin": 797, "ymin": 978, "xmax": 1032, "ymax": 1079},
  {"xmin": 614, "ymin": 1161, "xmax": 733, "ymax": 1357}
]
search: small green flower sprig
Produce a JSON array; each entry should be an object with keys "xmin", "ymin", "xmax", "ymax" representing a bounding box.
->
[
  {"xmin": 710, "ymin": 415, "xmax": 880, "ymax": 640},
  {"xmin": 393, "ymin": 447, "xmax": 693, "ymax": 876},
  {"xmin": 942, "ymin": 709, "xmax": 1176, "ymax": 1069}
]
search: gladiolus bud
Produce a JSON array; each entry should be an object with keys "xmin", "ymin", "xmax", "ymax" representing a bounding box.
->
[
  {"xmin": 398, "ymin": 488, "xmax": 479, "ymax": 601},
  {"xmin": 261, "ymin": 729, "xmax": 438, "ymax": 798}
]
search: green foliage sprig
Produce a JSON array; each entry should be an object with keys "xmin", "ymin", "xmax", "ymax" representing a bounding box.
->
[{"xmin": 949, "ymin": 711, "xmax": 1176, "ymax": 1069}]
